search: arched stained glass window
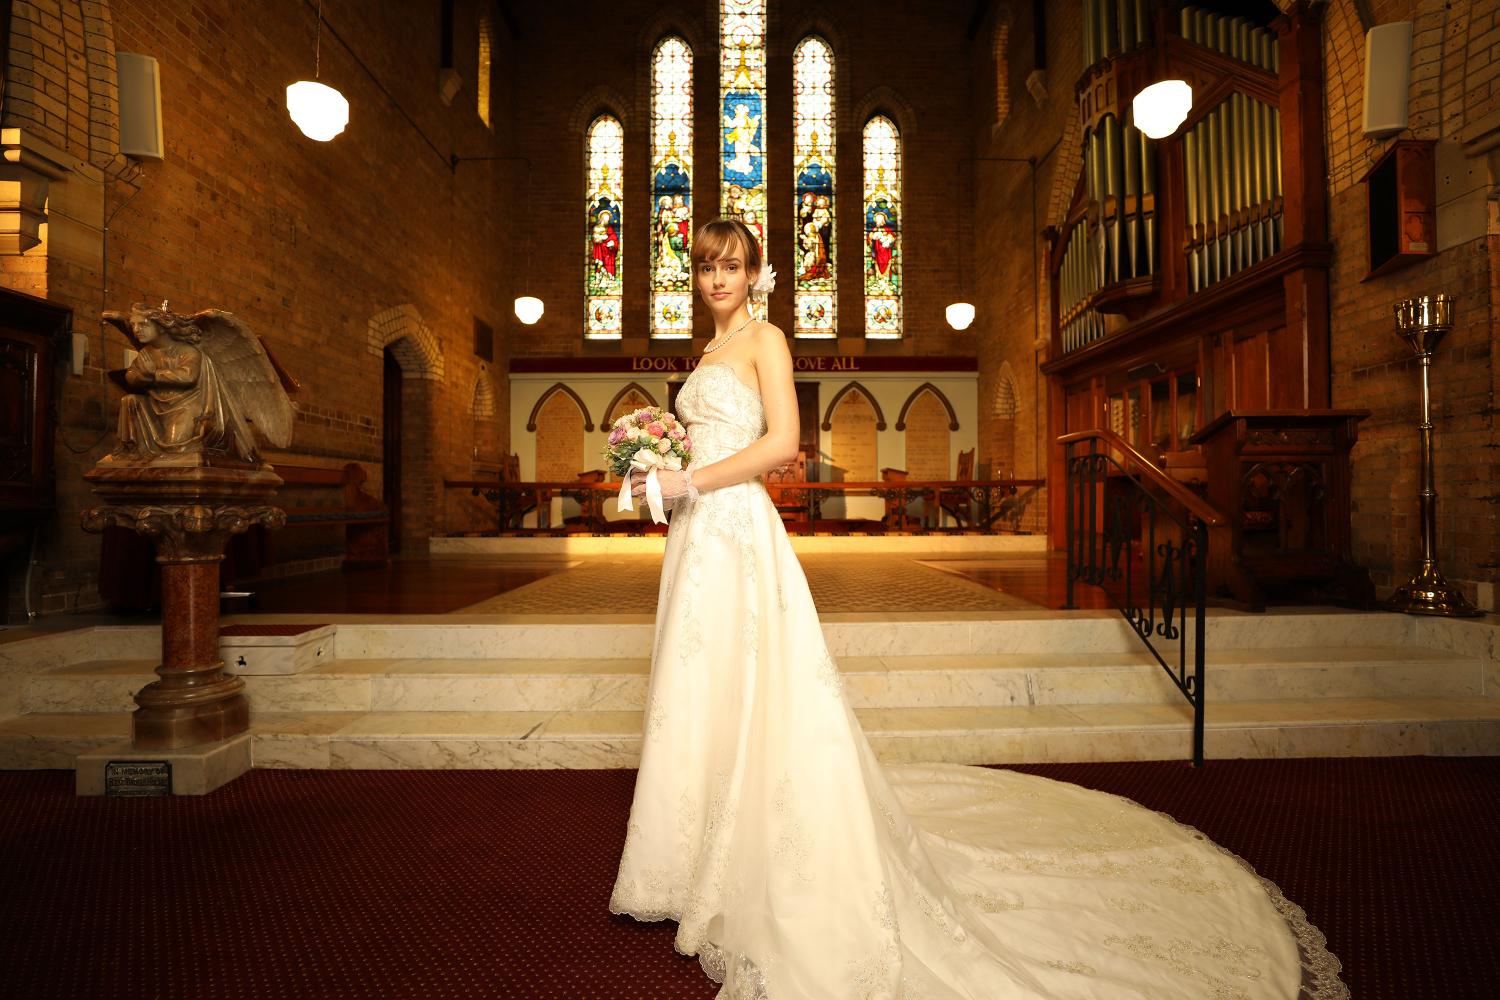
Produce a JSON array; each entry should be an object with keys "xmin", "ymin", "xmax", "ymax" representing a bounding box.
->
[
  {"xmin": 793, "ymin": 36, "xmax": 835, "ymax": 338},
  {"xmin": 720, "ymin": 0, "xmax": 767, "ymax": 320},
  {"xmin": 651, "ymin": 37, "xmax": 693, "ymax": 338},
  {"xmin": 477, "ymin": 11, "xmax": 493, "ymax": 128},
  {"xmin": 992, "ymin": 20, "xmax": 1009, "ymax": 126},
  {"xmin": 584, "ymin": 115, "xmax": 624, "ymax": 339},
  {"xmin": 863, "ymin": 115, "xmax": 902, "ymax": 338}
]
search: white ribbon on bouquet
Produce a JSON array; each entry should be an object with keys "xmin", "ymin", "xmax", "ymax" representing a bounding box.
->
[{"xmin": 616, "ymin": 448, "xmax": 671, "ymax": 524}]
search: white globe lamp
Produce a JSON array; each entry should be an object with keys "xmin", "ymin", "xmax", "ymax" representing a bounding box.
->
[
  {"xmin": 286, "ymin": 81, "xmax": 349, "ymax": 141},
  {"xmin": 1132, "ymin": 80, "xmax": 1193, "ymax": 139},
  {"xmin": 514, "ymin": 296, "xmax": 545, "ymax": 325},
  {"xmin": 945, "ymin": 302, "xmax": 976, "ymax": 331}
]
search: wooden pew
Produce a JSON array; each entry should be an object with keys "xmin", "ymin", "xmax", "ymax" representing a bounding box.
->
[{"xmin": 272, "ymin": 462, "xmax": 390, "ymax": 568}]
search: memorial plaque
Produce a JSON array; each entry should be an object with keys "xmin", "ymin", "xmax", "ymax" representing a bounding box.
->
[
  {"xmin": 534, "ymin": 392, "xmax": 585, "ymax": 481},
  {"xmin": 904, "ymin": 392, "xmax": 950, "ymax": 480},
  {"xmin": 105, "ymin": 761, "xmax": 172, "ymax": 797},
  {"xmin": 829, "ymin": 391, "xmax": 877, "ymax": 481}
]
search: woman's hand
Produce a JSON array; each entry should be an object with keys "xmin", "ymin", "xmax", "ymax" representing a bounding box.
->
[{"xmin": 631, "ymin": 468, "xmax": 694, "ymax": 501}]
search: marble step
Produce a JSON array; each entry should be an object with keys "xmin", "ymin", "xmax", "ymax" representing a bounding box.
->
[
  {"xmin": 3, "ymin": 612, "xmax": 1473, "ymax": 670},
  {"xmin": 325, "ymin": 612, "xmax": 1423, "ymax": 660},
  {"xmin": 4, "ymin": 696, "xmax": 1499, "ymax": 770},
  {"xmin": 18, "ymin": 645, "xmax": 1485, "ymax": 715}
]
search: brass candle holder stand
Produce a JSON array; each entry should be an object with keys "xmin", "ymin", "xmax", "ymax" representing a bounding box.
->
[{"xmin": 1385, "ymin": 293, "xmax": 1483, "ymax": 617}]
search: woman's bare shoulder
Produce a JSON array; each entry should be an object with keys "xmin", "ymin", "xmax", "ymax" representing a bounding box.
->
[
  {"xmin": 749, "ymin": 320, "xmax": 790, "ymax": 353},
  {"xmin": 745, "ymin": 321, "xmax": 789, "ymax": 372}
]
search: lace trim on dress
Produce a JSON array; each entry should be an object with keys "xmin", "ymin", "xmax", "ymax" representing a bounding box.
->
[
  {"xmin": 610, "ymin": 802, "xmax": 1349, "ymax": 1000},
  {"xmin": 1137, "ymin": 803, "xmax": 1350, "ymax": 1000},
  {"xmin": 605, "ymin": 898, "xmax": 774, "ymax": 1000}
]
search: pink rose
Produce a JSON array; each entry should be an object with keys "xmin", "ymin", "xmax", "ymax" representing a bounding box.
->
[
  {"xmin": 647, "ymin": 422, "xmax": 665, "ymax": 438},
  {"xmin": 670, "ymin": 427, "xmax": 684, "ymax": 440}
]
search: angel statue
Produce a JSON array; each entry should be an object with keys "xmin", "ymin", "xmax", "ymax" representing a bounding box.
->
[{"xmin": 101, "ymin": 302, "xmax": 298, "ymax": 466}]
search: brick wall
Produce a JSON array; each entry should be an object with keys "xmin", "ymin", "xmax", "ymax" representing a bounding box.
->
[
  {"xmin": 970, "ymin": 0, "xmax": 1086, "ymax": 488},
  {"xmin": 2, "ymin": 0, "xmax": 516, "ymax": 616},
  {"xmin": 1322, "ymin": 0, "xmax": 1499, "ymax": 604}
]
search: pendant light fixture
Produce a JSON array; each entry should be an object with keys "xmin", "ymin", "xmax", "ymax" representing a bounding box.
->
[
  {"xmin": 945, "ymin": 302, "xmax": 976, "ymax": 330},
  {"xmin": 514, "ymin": 296, "xmax": 544, "ymax": 325},
  {"xmin": 287, "ymin": 0, "xmax": 349, "ymax": 141},
  {"xmin": 513, "ymin": 158, "xmax": 543, "ymax": 324},
  {"xmin": 1131, "ymin": 80, "xmax": 1192, "ymax": 139}
]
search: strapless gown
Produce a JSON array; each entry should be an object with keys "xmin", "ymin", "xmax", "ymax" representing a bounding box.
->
[{"xmin": 609, "ymin": 361, "xmax": 1347, "ymax": 1000}]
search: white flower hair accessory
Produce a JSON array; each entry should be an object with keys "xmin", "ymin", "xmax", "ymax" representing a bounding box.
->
[{"xmin": 749, "ymin": 263, "xmax": 777, "ymax": 302}]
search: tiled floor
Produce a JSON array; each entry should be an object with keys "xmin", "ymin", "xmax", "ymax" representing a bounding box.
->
[
  {"xmin": 1, "ymin": 553, "xmax": 1102, "ymax": 627},
  {"xmin": 457, "ymin": 553, "xmax": 1043, "ymax": 615}
]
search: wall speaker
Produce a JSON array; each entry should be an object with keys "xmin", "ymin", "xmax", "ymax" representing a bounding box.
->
[
  {"xmin": 116, "ymin": 52, "xmax": 164, "ymax": 160},
  {"xmin": 1362, "ymin": 21, "xmax": 1413, "ymax": 139}
]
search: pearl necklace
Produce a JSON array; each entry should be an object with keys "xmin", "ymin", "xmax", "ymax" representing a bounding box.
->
[{"xmin": 703, "ymin": 315, "xmax": 754, "ymax": 354}]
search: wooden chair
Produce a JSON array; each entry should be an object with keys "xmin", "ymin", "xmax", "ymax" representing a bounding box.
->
[
  {"xmin": 494, "ymin": 453, "xmax": 538, "ymax": 530},
  {"xmin": 764, "ymin": 450, "xmax": 810, "ymax": 527},
  {"xmin": 936, "ymin": 447, "xmax": 976, "ymax": 529},
  {"xmin": 562, "ymin": 469, "xmax": 607, "ymax": 532},
  {"xmin": 879, "ymin": 467, "xmax": 919, "ymax": 531}
]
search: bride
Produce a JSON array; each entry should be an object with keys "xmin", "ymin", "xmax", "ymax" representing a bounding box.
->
[{"xmin": 609, "ymin": 218, "xmax": 1346, "ymax": 999}]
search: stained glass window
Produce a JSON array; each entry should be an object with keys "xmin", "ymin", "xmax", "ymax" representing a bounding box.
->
[
  {"xmin": 863, "ymin": 115, "xmax": 902, "ymax": 338},
  {"xmin": 651, "ymin": 37, "xmax": 693, "ymax": 338},
  {"xmin": 793, "ymin": 36, "xmax": 835, "ymax": 337},
  {"xmin": 720, "ymin": 0, "xmax": 767, "ymax": 320},
  {"xmin": 584, "ymin": 115, "xmax": 623, "ymax": 339},
  {"xmin": 477, "ymin": 11, "xmax": 492, "ymax": 127}
]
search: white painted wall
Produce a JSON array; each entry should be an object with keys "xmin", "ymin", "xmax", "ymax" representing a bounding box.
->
[{"xmin": 507, "ymin": 370, "xmax": 979, "ymax": 528}]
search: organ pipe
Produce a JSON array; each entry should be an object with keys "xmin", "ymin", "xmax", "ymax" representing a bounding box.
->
[
  {"xmin": 1083, "ymin": 0, "xmax": 1151, "ymax": 68},
  {"xmin": 1177, "ymin": 7, "xmax": 1282, "ymax": 294},
  {"xmin": 1059, "ymin": 2, "xmax": 1290, "ymax": 353}
]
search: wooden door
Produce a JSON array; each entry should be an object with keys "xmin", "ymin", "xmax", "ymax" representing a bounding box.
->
[{"xmin": 382, "ymin": 349, "xmax": 403, "ymax": 553}]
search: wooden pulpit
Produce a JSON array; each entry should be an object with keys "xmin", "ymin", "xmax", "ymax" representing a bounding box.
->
[{"xmin": 1190, "ymin": 410, "xmax": 1375, "ymax": 608}]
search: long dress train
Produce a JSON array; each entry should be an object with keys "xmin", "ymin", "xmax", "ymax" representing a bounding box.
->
[{"xmin": 609, "ymin": 361, "xmax": 1347, "ymax": 1000}]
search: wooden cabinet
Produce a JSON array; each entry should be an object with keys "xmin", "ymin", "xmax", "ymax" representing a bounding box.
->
[{"xmin": 1363, "ymin": 140, "xmax": 1436, "ymax": 279}]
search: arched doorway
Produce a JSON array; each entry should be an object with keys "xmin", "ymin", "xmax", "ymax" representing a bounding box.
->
[{"xmin": 383, "ymin": 348, "xmax": 404, "ymax": 552}]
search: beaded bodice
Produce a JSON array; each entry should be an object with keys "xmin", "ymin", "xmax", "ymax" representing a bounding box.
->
[{"xmin": 675, "ymin": 363, "xmax": 767, "ymax": 468}]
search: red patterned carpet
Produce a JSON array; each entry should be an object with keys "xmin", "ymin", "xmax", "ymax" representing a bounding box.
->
[{"xmin": 2, "ymin": 757, "xmax": 1496, "ymax": 999}]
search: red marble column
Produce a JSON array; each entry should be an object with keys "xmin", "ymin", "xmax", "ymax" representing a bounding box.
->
[{"xmin": 82, "ymin": 464, "xmax": 284, "ymax": 750}]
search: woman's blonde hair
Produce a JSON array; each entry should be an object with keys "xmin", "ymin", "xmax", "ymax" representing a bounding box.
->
[{"xmin": 690, "ymin": 218, "xmax": 762, "ymax": 275}]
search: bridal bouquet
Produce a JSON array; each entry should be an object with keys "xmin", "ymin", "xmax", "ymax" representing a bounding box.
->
[{"xmin": 603, "ymin": 406, "xmax": 693, "ymax": 524}]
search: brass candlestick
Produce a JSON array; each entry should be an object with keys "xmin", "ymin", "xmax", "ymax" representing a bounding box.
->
[{"xmin": 1385, "ymin": 293, "xmax": 1483, "ymax": 617}]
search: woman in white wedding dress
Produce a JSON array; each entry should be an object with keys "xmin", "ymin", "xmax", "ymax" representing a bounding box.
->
[{"xmin": 609, "ymin": 219, "xmax": 1347, "ymax": 1000}]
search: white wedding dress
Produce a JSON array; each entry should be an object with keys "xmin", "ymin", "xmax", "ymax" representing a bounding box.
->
[{"xmin": 609, "ymin": 361, "xmax": 1347, "ymax": 1000}]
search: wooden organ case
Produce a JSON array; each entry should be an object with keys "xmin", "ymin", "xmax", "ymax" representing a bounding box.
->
[{"xmin": 1042, "ymin": 1, "xmax": 1371, "ymax": 607}]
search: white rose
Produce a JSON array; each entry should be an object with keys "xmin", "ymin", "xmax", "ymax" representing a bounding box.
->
[
  {"xmin": 627, "ymin": 426, "xmax": 641, "ymax": 440},
  {"xmin": 656, "ymin": 437, "xmax": 672, "ymax": 453}
]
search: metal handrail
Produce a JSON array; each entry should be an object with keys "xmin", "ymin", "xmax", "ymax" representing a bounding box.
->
[
  {"xmin": 1063, "ymin": 433, "xmax": 1209, "ymax": 766},
  {"xmin": 1056, "ymin": 429, "xmax": 1226, "ymax": 526}
]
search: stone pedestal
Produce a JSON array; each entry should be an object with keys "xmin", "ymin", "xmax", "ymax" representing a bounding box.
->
[
  {"xmin": 75, "ymin": 733, "xmax": 252, "ymax": 796},
  {"xmin": 82, "ymin": 459, "xmax": 284, "ymax": 754}
]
